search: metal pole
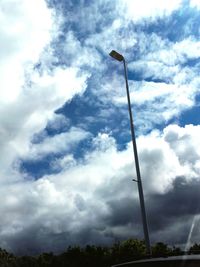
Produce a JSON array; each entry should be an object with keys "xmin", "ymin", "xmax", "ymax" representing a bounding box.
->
[{"xmin": 122, "ymin": 59, "xmax": 151, "ymax": 256}]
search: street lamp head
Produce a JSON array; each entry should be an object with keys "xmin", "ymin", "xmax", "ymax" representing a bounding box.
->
[{"xmin": 109, "ymin": 50, "xmax": 124, "ymax": 62}]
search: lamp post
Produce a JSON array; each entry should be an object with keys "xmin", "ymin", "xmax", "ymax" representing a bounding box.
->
[{"xmin": 109, "ymin": 50, "xmax": 151, "ymax": 256}]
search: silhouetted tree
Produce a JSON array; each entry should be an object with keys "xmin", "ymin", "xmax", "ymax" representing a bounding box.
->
[
  {"xmin": 37, "ymin": 253, "xmax": 56, "ymax": 267},
  {"xmin": 152, "ymin": 242, "xmax": 172, "ymax": 257},
  {"xmin": 0, "ymin": 248, "xmax": 16, "ymax": 267},
  {"xmin": 59, "ymin": 246, "xmax": 84, "ymax": 267},
  {"xmin": 111, "ymin": 239, "xmax": 146, "ymax": 265},
  {"xmin": 171, "ymin": 246, "xmax": 183, "ymax": 256},
  {"xmin": 189, "ymin": 243, "xmax": 200, "ymax": 254},
  {"xmin": 0, "ymin": 239, "xmax": 189, "ymax": 267},
  {"xmin": 17, "ymin": 255, "xmax": 38, "ymax": 267}
]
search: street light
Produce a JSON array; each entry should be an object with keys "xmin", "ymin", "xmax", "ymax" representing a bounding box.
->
[{"xmin": 109, "ymin": 50, "xmax": 151, "ymax": 256}]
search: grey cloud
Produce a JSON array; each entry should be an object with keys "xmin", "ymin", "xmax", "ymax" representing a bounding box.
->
[
  {"xmin": 1, "ymin": 170, "xmax": 200, "ymax": 255},
  {"xmin": 105, "ymin": 197, "xmax": 140, "ymax": 227},
  {"xmin": 1, "ymin": 0, "xmax": 200, "ymax": 257},
  {"xmin": 148, "ymin": 177, "xmax": 200, "ymax": 224},
  {"xmin": 146, "ymin": 177, "xmax": 200, "ymax": 245},
  {"xmin": 74, "ymin": 194, "xmax": 87, "ymax": 212}
]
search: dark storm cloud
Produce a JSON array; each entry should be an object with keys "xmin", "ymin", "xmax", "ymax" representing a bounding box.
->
[
  {"xmin": 7, "ymin": 218, "xmax": 112, "ymax": 255},
  {"xmin": 3, "ymin": 173, "xmax": 200, "ymax": 255},
  {"xmin": 6, "ymin": 225, "xmax": 72, "ymax": 255},
  {"xmin": 147, "ymin": 177, "xmax": 200, "ymax": 244},
  {"xmin": 95, "ymin": 176, "xmax": 200, "ymax": 246},
  {"xmin": 149, "ymin": 177, "xmax": 200, "ymax": 220},
  {"xmin": 106, "ymin": 197, "xmax": 140, "ymax": 227}
]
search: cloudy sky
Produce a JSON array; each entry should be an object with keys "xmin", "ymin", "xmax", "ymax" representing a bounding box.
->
[{"xmin": 1, "ymin": 0, "xmax": 200, "ymax": 255}]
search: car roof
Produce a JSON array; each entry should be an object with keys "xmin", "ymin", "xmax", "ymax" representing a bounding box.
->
[{"xmin": 111, "ymin": 254, "xmax": 200, "ymax": 267}]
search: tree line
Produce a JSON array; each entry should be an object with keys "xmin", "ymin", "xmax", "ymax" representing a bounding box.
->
[{"xmin": 0, "ymin": 239, "xmax": 200, "ymax": 267}]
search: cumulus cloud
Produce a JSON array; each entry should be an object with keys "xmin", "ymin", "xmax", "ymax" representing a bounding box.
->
[
  {"xmin": 0, "ymin": 125, "xmax": 200, "ymax": 253},
  {"xmin": 0, "ymin": 0, "xmax": 53, "ymax": 181},
  {"xmin": 0, "ymin": 67, "xmax": 89, "ymax": 182},
  {"xmin": 0, "ymin": 0, "xmax": 53, "ymax": 102},
  {"xmin": 1, "ymin": 0, "xmax": 200, "ymax": 255}
]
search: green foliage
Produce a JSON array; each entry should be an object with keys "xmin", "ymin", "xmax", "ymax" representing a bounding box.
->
[
  {"xmin": 60, "ymin": 246, "xmax": 84, "ymax": 267},
  {"xmin": 37, "ymin": 253, "xmax": 55, "ymax": 267},
  {"xmin": 152, "ymin": 242, "xmax": 172, "ymax": 257},
  {"xmin": 111, "ymin": 239, "xmax": 146, "ymax": 264},
  {"xmin": 17, "ymin": 256, "xmax": 38, "ymax": 267},
  {"xmin": 0, "ymin": 248, "xmax": 16, "ymax": 267},
  {"xmin": 84, "ymin": 245, "xmax": 109, "ymax": 267},
  {"xmin": 171, "ymin": 246, "xmax": 183, "ymax": 256},
  {"xmin": 189, "ymin": 243, "xmax": 200, "ymax": 254},
  {"xmin": 0, "ymin": 239, "xmax": 198, "ymax": 267}
]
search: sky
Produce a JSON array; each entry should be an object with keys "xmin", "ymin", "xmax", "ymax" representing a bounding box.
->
[{"xmin": 1, "ymin": 0, "xmax": 200, "ymax": 255}]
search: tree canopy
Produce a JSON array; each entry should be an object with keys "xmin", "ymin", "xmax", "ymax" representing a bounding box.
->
[{"xmin": 0, "ymin": 239, "xmax": 198, "ymax": 267}]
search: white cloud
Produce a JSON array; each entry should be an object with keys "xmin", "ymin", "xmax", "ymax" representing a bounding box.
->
[
  {"xmin": 50, "ymin": 154, "xmax": 76, "ymax": 171},
  {"xmin": 108, "ymin": 34, "xmax": 200, "ymax": 128},
  {"xmin": 146, "ymin": 37, "xmax": 200, "ymax": 66},
  {"xmin": 0, "ymin": 125, "xmax": 200, "ymax": 252},
  {"xmin": 164, "ymin": 124, "xmax": 200, "ymax": 167},
  {"xmin": 138, "ymin": 129, "xmax": 191, "ymax": 193},
  {"xmin": 0, "ymin": 0, "xmax": 55, "ymax": 175},
  {"xmin": 85, "ymin": 27, "xmax": 200, "ymax": 131},
  {"xmin": 25, "ymin": 127, "xmax": 90, "ymax": 160},
  {"xmin": 85, "ymin": 19, "xmax": 137, "ymax": 56},
  {"xmin": 0, "ymin": 0, "xmax": 90, "ymax": 183},
  {"xmin": 104, "ymin": 75, "xmax": 196, "ymax": 130},
  {"xmin": 1, "ymin": 0, "xmax": 200, "ymax": 253},
  {"xmin": 117, "ymin": 0, "xmax": 182, "ymax": 22},
  {"xmin": 64, "ymin": 31, "xmax": 103, "ymax": 69},
  {"xmin": 0, "ymin": 67, "xmax": 89, "ymax": 182},
  {"xmin": 0, "ymin": 0, "xmax": 54, "ymax": 103},
  {"xmin": 45, "ymin": 114, "xmax": 70, "ymax": 132},
  {"xmin": 190, "ymin": 0, "xmax": 200, "ymax": 9}
]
